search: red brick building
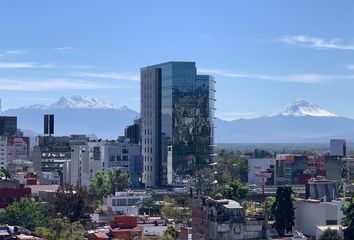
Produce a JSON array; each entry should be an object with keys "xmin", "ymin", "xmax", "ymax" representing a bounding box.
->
[
  {"xmin": 0, "ymin": 179, "xmax": 31, "ymax": 208},
  {"xmin": 110, "ymin": 216, "xmax": 143, "ymax": 240}
]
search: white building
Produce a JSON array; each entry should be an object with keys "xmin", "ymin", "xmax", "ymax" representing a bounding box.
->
[
  {"xmin": 67, "ymin": 145, "xmax": 90, "ymax": 186},
  {"xmin": 247, "ymin": 158, "xmax": 276, "ymax": 185},
  {"xmin": 63, "ymin": 139, "xmax": 142, "ymax": 187},
  {"xmin": 294, "ymin": 198, "xmax": 345, "ymax": 237},
  {"xmin": 106, "ymin": 191, "xmax": 149, "ymax": 215},
  {"xmin": 0, "ymin": 136, "xmax": 7, "ymax": 169}
]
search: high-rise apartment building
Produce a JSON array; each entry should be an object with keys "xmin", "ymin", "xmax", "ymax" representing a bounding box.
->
[
  {"xmin": 125, "ymin": 119, "xmax": 141, "ymax": 145},
  {"xmin": 0, "ymin": 116, "xmax": 17, "ymax": 136},
  {"xmin": 44, "ymin": 114, "xmax": 55, "ymax": 135},
  {"xmin": 141, "ymin": 61, "xmax": 215, "ymax": 187}
]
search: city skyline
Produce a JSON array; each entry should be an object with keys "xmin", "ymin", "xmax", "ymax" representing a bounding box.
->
[{"xmin": 1, "ymin": 1, "xmax": 354, "ymax": 120}]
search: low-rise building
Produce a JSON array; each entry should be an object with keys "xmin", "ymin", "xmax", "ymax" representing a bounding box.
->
[
  {"xmin": 306, "ymin": 178, "xmax": 338, "ymax": 201},
  {"xmin": 110, "ymin": 215, "xmax": 143, "ymax": 240},
  {"xmin": 294, "ymin": 198, "xmax": 345, "ymax": 238},
  {"xmin": 192, "ymin": 197, "xmax": 265, "ymax": 240},
  {"xmin": 106, "ymin": 191, "xmax": 149, "ymax": 215},
  {"xmin": 0, "ymin": 179, "xmax": 31, "ymax": 209},
  {"xmin": 248, "ymin": 158, "xmax": 276, "ymax": 186}
]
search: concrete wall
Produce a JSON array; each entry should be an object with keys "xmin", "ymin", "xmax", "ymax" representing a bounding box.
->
[{"xmin": 294, "ymin": 199, "xmax": 344, "ymax": 237}]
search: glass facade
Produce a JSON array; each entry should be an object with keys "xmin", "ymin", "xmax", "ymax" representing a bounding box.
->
[{"xmin": 141, "ymin": 61, "xmax": 215, "ymax": 186}]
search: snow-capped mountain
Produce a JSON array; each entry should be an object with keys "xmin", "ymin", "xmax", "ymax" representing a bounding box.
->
[
  {"xmin": 24, "ymin": 96, "xmax": 115, "ymax": 109},
  {"xmin": 214, "ymin": 100, "xmax": 354, "ymax": 143},
  {"xmin": 269, "ymin": 100, "xmax": 337, "ymax": 117},
  {"xmin": 3, "ymin": 96, "xmax": 138, "ymax": 139},
  {"xmin": 4, "ymin": 97, "xmax": 354, "ymax": 143}
]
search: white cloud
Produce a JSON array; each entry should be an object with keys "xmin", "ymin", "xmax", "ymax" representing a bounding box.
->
[
  {"xmin": 0, "ymin": 62, "xmax": 55, "ymax": 69},
  {"xmin": 74, "ymin": 71, "xmax": 139, "ymax": 81},
  {"xmin": 0, "ymin": 49, "xmax": 26, "ymax": 57},
  {"xmin": 57, "ymin": 46, "xmax": 73, "ymax": 51},
  {"xmin": 0, "ymin": 78, "xmax": 133, "ymax": 91},
  {"xmin": 280, "ymin": 35, "xmax": 354, "ymax": 50},
  {"xmin": 198, "ymin": 68, "xmax": 354, "ymax": 84}
]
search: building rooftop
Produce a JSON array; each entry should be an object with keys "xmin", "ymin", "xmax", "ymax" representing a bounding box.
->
[
  {"xmin": 216, "ymin": 199, "xmax": 243, "ymax": 209},
  {"xmin": 90, "ymin": 232, "xmax": 109, "ymax": 239}
]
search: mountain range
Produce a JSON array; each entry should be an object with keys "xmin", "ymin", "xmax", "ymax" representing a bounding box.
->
[
  {"xmin": 3, "ymin": 96, "xmax": 354, "ymax": 143},
  {"xmin": 3, "ymin": 96, "xmax": 139, "ymax": 140},
  {"xmin": 215, "ymin": 100, "xmax": 354, "ymax": 143}
]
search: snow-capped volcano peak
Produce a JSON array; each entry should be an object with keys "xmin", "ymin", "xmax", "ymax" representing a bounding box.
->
[
  {"xmin": 269, "ymin": 100, "xmax": 337, "ymax": 117},
  {"xmin": 50, "ymin": 96, "xmax": 114, "ymax": 109}
]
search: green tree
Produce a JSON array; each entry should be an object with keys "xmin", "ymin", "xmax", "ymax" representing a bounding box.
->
[
  {"xmin": 264, "ymin": 196, "xmax": 276, "ymax": 218},
  {"xmin": 0, "ymin": 198, "xmax": 50, "ymax": 231},
  {"xmin": 161, "ymin": 197, "xmax": 191, "ymax": 224},
  {"xmin": 53, "ymin": 185, "xmax": 93, "ymax": 224},
  {"xmin": 272, "ymin": 186, "xmax": 295, "ymax": 237},
  {"xmin": 34, "ymin": 227, "xmax": 56, "ymax": 240},
  {"xmin": 342, "ymin": 198, "xmax": 354, "ymax": 240},
  {"xmin": 139, "ymin": 197, "xmax": 158, "ymax": 216},
  {"xmin": 216, "ymin": 150, "xmax": 248, "ymax": 183},
  {"xmin": 20, "ymin": 162, "xmax": 30, "ymax": 172},
  {"xmin": 107, "ymin": 169, "xmax": 130, "ymax": 194},
  {"xmin": 194, "ymin": 167, "xmax": 214, "ymax": 196},
  {"xmin": 213, "ymin": 180, "xmax": 249, "ymax": 203},
  {"xmin": 342, "ymin": 161, "xmax": 349, "ymax": 180},
  {"xmin": 90, "ymin": 170, "xmax": 109, "ymax": 204},
  {"xmin": 318, "ymin": 228, "xmax": 343, "ymax": 240},
  {"xmin": 159, "ymin": 226, "xmax": 179, "ymax": 240},
  {"xmin": 35, "ymin": 217, "xmax": 86, "ymax": 240},
  {"xmin": 175, "ymin": 195, "xmax": 191, "ymax": 207},
  {"xmin": 0, "ymin": 167, "xmax": 11, "ymax": 180}
]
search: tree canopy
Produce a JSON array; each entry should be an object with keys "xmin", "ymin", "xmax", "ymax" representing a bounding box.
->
[
  {"xmin": 53, "ymin": 185, "xmax": 93, "ymax": 224},
  {"xmin": 90, "ymin": 170, "xmax": 109, "ymax": 203},
  {"xmin": 216, "ymin": 150, "xmax": 248, "ymax": 183},
  {"xmin": 35, "ymin": 217, "xmax": 86, "ymax": 240},
  {"xmin": 107, "ymin": 168, "xmax": 130, "ymax": 194},
  {"xmin": 213, "ymin": 180, "xmax": 249, "ymax": 203},
  {"xmin": 138, "ymin": 197, "xmax": 160, "ymax": 216},
  {"xmin": 318, "ymin": 228, "xmax": 343, "ymax": 240},
  {"xmin": 90, "ymin": 169, "xmax": 130, "ymax": 203},
  {"xmin": 0, "ymin": 198, "xmax": 50, "ymax": 231},
  {"xmin": 264, "ymin": 196, "xmax": 276, "ymax": 219},
  {"xmin": 272, "ymin": 186, "xmax": 295, "ymax": 237},
  {"xmin": 342, "ymin": 197, "xmax": 354, "ymax": 240},
  {"xmin": 160, "ymin": 197, "xmax": 191, "ymax": 224},
  {"xmin": 0, "ymin": 168, "xmax": 11, "ymax": 180}
]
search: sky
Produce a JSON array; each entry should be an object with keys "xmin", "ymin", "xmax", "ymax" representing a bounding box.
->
[{"xmin": 0, "ymin": 1, "xmax": 354, "ymax": 120}]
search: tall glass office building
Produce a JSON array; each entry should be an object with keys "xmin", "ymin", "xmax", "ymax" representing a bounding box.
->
[{"xmin": 141, "ymin": 62, "xmax": 215, "ymax": 187}]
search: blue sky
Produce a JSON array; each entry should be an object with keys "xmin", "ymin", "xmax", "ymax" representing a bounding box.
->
[{"xmin": 1, "ymin": 1, "xmax": 354, "ymax": 120}]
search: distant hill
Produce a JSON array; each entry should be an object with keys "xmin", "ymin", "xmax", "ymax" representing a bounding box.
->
[
  {"xmin": 3, "ymin": 96, "xmax": 139, "ymax": 139},
  {"xmin": 214, "ymin": 100, "xmax": 354, "ymax": 143},
  {"xmin": 4, "ymin": 97, "xmax": 354, "ymax": 143}
]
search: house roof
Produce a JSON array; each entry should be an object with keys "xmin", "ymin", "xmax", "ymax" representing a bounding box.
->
[
  {"xmin": 92, "ymin": 232, "xmax": 109, "ymax": 239},
  {"xmin": 216, "ymin": 199, "xmax": 243, "ymax": 209}
]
